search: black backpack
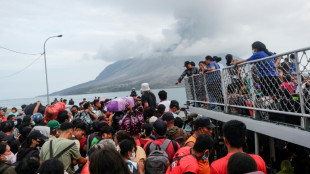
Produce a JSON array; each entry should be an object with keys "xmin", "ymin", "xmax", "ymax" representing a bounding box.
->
[
  {"xmin": 148, "ymin": 92, "xmax": 157, "ymax": 109},
  {"xmin": 24, "ymin": 103, "xmax": 46, "ymax": 115},
  {"xmin": 142, "ymin": 91, "xmax": 157, "ymax": 109},
  {"xmin": 112, "ymin": 111, "xmax": 125, "ymax": 131}
]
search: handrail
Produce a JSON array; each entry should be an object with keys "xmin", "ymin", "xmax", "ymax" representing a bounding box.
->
[{"xmin": 226, "ymin": 46, "xmax": 310, "ymax": 68}]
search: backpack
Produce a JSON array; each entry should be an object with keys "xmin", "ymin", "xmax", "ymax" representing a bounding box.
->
[
  {"xmin": 145, "ymin": 139, "xmax": 172, "ymax": 174},
  {"xmin": 119, "ymin": 111, "xmax": 144, "ymax": 135},
  {"xmin": 0, "ymin": 164, "xmax": 13, "ymax": 174},
  {"xmin": 49, "ymin": 140, "xmax": 76, "ymax": 159},
  {"xmin": 166, "ymin": 127, "xmax": 188, "ymax": 147},
  {"xmin": 148, "ymin": 92, "xmax": 157, "ymax": 109},
  {"xmin": 86, "ymin": 133, "xmax": 101, "ymax": 153},
  {"xmin": 74, "ymin": 111, "xmax": 92, "ymax": 125},
  {"xmin": 142, "ymin": 91, "xmax": 157, "ymax": 109},
  {"xmin": 172, "ymin": 129, "xmax": 188, "ymax": 147},
  {"xmin": 112, "ymin": 111, "xmax": 125, "ymax": 131},
  {"xmin": 168, "ymin": 151, "xmax": 195, "ymax": 172},
  {"xmin": 24, "ymin": 102, "xmax": 46, "ymax": 115}
]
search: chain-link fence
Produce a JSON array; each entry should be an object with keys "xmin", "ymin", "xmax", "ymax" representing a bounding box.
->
[
  {"xmin": 184, "ymin": 47, "xmax": 310, "ymax": 129},
  {"xmin": 184, "ymin": 76, "xmax": 195, "ymax": 101}
]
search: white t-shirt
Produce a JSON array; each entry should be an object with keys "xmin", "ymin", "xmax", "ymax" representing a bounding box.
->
[
  {"xmin": 218, "ymin": 63, "xmax": 225, "ymax": 69},
  {"xmin": 172, "ymin": 112, "xmax": 180, "ymax": 118},
  {"xmin": 158, "ymin": 100, "xmax": 171, "ymax": 112},
  {"xmin": 92, "ymin": 109, "xmax": 102, "ymax": 117}
]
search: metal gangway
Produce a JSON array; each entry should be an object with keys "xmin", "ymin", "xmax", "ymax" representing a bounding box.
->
[{"xmin": 184, "ymin": 47, "xmax": 310, "ymax": 151}]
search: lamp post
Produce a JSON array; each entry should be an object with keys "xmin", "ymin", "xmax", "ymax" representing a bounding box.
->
[{"xmin": 43, "ymin": 35, "xmax": 62, "ymax": 105}]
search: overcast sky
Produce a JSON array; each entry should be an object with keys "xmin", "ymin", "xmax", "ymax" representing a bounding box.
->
[{"xmin": 1, "ymin": 0, "xmax": 310, "ymax": 100}]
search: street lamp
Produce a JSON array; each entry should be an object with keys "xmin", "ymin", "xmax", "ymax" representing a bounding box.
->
[{"xmin": 43, "ymin": 35, "xmax": 62, "ymax": 105}]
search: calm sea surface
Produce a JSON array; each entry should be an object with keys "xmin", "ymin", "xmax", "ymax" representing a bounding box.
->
[{"xmin": 0, "ymin": 87, "xmax": 186, "ymax": 109}]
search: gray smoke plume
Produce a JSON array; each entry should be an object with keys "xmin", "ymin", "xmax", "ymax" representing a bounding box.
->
[{"xmin": 94, "ymin": 1, "xmax": 224, "ymax": 61}]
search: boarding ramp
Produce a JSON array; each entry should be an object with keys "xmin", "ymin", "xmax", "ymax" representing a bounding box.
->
[{"xmin": 184, "ymin": 47, "xmax": 310, "ymax": 150}]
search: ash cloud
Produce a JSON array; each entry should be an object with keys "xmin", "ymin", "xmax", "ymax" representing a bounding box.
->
[
  {"xmin": 94, "ymin": 0, "xmax": 310, "ymax": 61},
  {"xmin": 94, "ymin": 1, "xmax": 223, "ymax": 61}
]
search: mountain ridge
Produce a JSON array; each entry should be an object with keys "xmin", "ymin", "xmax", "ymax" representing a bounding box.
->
[{"xmin": 51, "ymin": 54, "xmax": 242, "ymax": 95}]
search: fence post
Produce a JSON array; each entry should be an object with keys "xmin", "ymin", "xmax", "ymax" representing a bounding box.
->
[
  {"xmin": 295, "ymin": 52, "xmax": 306, "ymax": 129},
  {"xmin": 220, "ymin": 69, "xmax": 228, "ymax": 113},
  {"xmin": 191, "ymin": 76, "xmax": 198, "ymax": 107},
  {"xmin": 203, "ymin": 73, "xmax": 209, "ymax": 107},
  {"xmin": 269, "ymin": 137, "xmax": 276, "ymax": 163},
  {"xmin": 247, "ymin": 64, "xmax": 258, "ymax": 119},
  {"xmin": 184, "ymin": 77, "xmax": 189, "ymax": 102},
  {"xmin": 254, "ymin": 132, "xmax": 259, "ymax": 155},
  {"xmin": 184, "ymin": 77, "xmax": 192, "ymax": 104}
]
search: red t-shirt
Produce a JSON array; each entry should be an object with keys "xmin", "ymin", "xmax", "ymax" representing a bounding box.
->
[
  {"xmin": 1, "ymin": 117, "xmax": 7, "ymax": 122},
  {"xmin": 139, "ymin": 139, "xmax": 152, "ymax": 148},
  {"xmin": 144, "ymin": 138, "xmax": 180, "ymax": 160},
  {"xmin": 210, "ymin": 152, "xmax": 267, "ymax": 174},
  {"xmin": 280, "ymin": 82, "xmax": 295, "ymax": 93},
  {"xmin": 81, "ymin": 160, "xmax": 90, "ymax": 174},
  {"xmin": 79, "ymin": 136, "xmax": 87, "ymax": 148},
  {"xmin": 166, "ymin": 146, "xmax": 199, "ymax": 174}
]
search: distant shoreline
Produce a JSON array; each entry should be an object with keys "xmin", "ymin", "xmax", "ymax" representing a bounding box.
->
[
  {"xmin": 0, "ymin": 87, "xmax": 187, "ymax": 110},
  {"xmin": 35, "ymin": 86, "xmax": 185, "ymax": 98}
]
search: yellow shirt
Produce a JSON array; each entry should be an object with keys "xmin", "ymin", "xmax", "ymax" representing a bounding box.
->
[
  {"xmin": 132, "ymin": 146, "xmax": 146, "ymax": 163},
  {"xmin": 199, "ymin": 158, "xmax": 210, "ymax": 174},
  {"xmin": 185, "ymin": 135, "xmax": 196, "ymax": 146}
]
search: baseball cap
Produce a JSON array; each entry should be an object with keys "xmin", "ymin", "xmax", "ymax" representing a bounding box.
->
[
  {"xmin": 47, "ymin": 120, "xmax": 60, "ymax": 131},
  {"xmin": 169, "ymin": 100, "xmax": 179, "ymax": 110},
  {"xmin": 28, "ymin": 130, "xmax": 48, "ymax": 140},
  {"xmin": 187, "ymin": 112, "xmax": 198, "ymax": 118},
  {"xmin": 149, "ymin": 116, "xmax": 158, "ymax": 125},
  {"xmin": 31, "ymin": 113, "xmax": 43, "ymax": 123},
  {"xmin": 184, "ymin": 61, "xmax": 190, "ymax": 67},
  {"xmin": 162, "ymin": 112, "xmax": 174, "ymax": 122},
  {"xmin": 0, "ymin": 107, "xmax": 7, "ymax": 112},
  {"xmin": 153, "ymin": 119, "xmax": 167, "ymax": 136},
  {"xmin": 188, "ymin": 112, "xmax": 198, "ymax": 119},
  {"xmin": 194, "ymin": 117, "xmax": 215, "ymax": 129},
  {"xmin": 0, "ymin": 131, "xmax": 9, "ymax": 141}
]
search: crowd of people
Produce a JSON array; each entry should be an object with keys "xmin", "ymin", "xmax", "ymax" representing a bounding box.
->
[
  {"xmin": 176, "ymin": 41, "xmax": 310, "ymax": 124},
  {"xmin": 0, "ymin": 40, "xmax": 309, "ymax": 174},
  {"xmin": 0, "ymin": 82, "xmax": 273, "ymax": 174}
]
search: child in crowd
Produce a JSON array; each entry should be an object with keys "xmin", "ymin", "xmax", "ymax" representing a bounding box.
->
[{"xmin": 280, "ymin": 74, "xmax": 295, "ymax": 94}]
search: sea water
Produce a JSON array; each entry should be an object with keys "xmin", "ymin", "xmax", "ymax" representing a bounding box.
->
[{"xmin": 0, "ymin": 87, "xmax": 186, "ymax": 109}]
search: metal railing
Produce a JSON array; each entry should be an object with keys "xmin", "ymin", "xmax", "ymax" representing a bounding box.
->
[{"xmin": 184, "ymin": 47, "xmax": 310, "ymax": 130}]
